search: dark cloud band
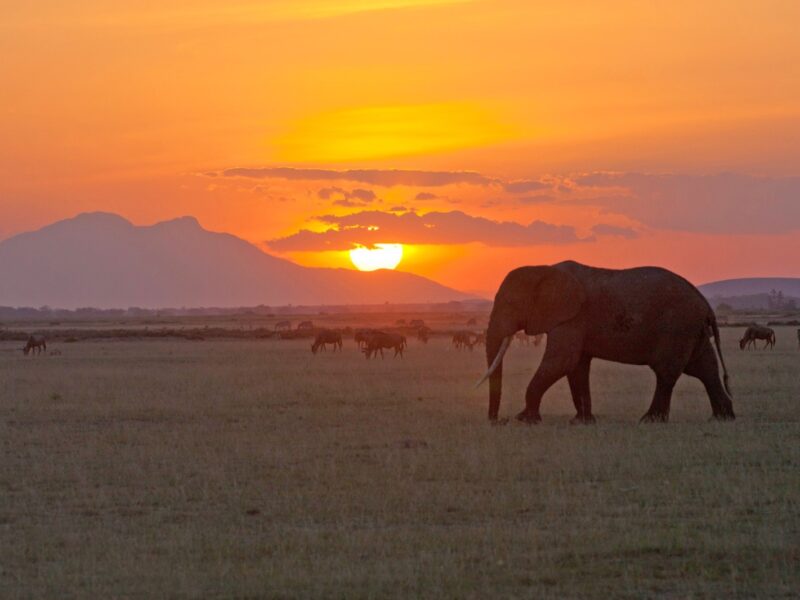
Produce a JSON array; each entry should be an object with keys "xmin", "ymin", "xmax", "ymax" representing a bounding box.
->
[{"xmin": 220, "ymin": 167, "xmax": 496, "ymax": 187}]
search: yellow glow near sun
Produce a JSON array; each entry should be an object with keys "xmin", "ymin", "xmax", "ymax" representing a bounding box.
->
[
  {"xmin": 349, "ymin": 244, "xmax": 404, "ymax": 271},
  {"xmin": 277, "ymin": 102, "xmax": 514, "ymax": 162}
]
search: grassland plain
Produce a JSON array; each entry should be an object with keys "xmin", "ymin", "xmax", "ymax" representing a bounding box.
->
[{"xmin": 1, "ymin": 326, "xmax": 798, "ymax": 598}]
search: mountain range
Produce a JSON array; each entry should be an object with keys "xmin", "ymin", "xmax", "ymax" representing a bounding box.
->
[
  {"xmin": 2, "ymin": 212, "xmax": 796, "ymax": 310},
  {"xmin": 698, "ymin": 278, "xmax": 800, "ymax": 311},
  {"xmin": 698, "ymin": 278, "xmax": 800, "ymax": 298},
  {"xmin": 0, "ymin": 213, "xmax": 473, "ymax": 309}
]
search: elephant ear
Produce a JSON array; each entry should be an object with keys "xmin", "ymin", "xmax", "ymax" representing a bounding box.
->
[{"xmin": 518, "ymin": 266, "xmax": 586, "ymax": 334}]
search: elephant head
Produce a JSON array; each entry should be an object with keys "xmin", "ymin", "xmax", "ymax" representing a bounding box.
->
[{"xmin": 477, "ymin": 266, "xmax": 586, "ymax": 420}]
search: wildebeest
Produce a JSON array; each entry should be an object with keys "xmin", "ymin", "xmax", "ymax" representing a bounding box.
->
[
  {"xmin": 297, "ymin": 320, "xmax": 314, "ymax": 330},
  {"xmin": 23, "ymin": 335, "xmax": 47, "ymax": 356},
  {"xmin": 311, "ymin": 329, "xmax": 343, "ymax": 354},
  {"xmin": 417, "ymin": 325, "xmax": 432, "ymax": 344},
  {"xmin": 362, "ymin": 331, "xmax": 406, "ymax": 359},
  {"xmin": 274, "ymin": 320, "xmax": 291, "ymax": 331},
  {"xmin": 452, "ymin": 330, "xmax": 477, "ymax": 350},
  {"xmin": 354, "ymin": 328, "xmax": 377, "ymax": 349},
  {"xmin": 409, "ymin": 319, "xmax": 425, "ymax": 328},
  {"xmin": 739, "ymin": 325, "xmax": 776, "ymax": 350}
]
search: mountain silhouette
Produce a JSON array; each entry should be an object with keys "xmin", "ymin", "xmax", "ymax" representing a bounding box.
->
[
  {"xmin": 0, "ymin": 212, "xmax": 473, "ymax": 308},
  {"xmin": 699, "ymin": 277, "xmax": 800, "ymax": 310},
  {"xmin": 698, "ymin": 277, "xmax": 800, "ymax": 298}
]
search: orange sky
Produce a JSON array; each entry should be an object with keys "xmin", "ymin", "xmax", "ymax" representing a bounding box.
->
[{"xmin": 2, "ymin": 0, "xmax": 799, "ymax": 294}]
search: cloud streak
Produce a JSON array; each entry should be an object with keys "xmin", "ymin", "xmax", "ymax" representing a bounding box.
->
[
  {"xmin": 220, "ymin": 167, "xmax": 496, "ymax": 187},
  {"xmin": 318, "ymin": 187, "xmax": 377, "ymax": 206},
  {"xmin": 591, "ymin": 223, "xmax": 638, "ymax": 239},
  {"xmin": 569, "ymin": 173, "xmax": 800, "ymax": 234},
  {"xmin": 266, "ymin": 209, "xmax": 586, "ymax": 251}
]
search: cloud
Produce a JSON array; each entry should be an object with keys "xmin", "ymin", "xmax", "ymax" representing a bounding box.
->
[
  {"xmin": 318, "ymin": 186, "xmax": 344, "ymax": 200},
  {"xmin": 318, "ymin": 187, "xmax": 377, "ymax": 205},
  {"xmin": 569, "ymin": 172, "xmax": 800, "ymax": 234},
  {"xmin": 591, "ymin": 223, "xmax": 638, "ymax": 239},
  {"xmin": 504, "ymin": 179, "xmax": 550, "ymax": 193},
  {"xmin": 220, "ymin": 167, "xmax": 496, "ymax": 187},
  {"xmin": 266, "ymin": 209, "xmax": 586, "ymax": 251},
  {"xmin": 517, "ymin": 194, "xmax": 556, "ymax": 205},
  {"xmin": 415, "ymin": 192, "xmax": 439, "ymax": 200},
  {"xmin": 332, "ymin": 199, "xmax": 366, "ymax": 207},
  {"xmin": 350, "ymin": 189, "xmax": 377, "ymax": 202}
]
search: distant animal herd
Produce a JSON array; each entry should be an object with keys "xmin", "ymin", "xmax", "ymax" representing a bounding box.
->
[{"xmin": 14, "ymin": 324, "xmax": 800, "ymax": 361}]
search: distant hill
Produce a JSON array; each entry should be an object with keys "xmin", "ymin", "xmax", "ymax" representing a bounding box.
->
[
  {"xmin": 0, "ymin": 213, "xmax": 473, "ymax": 309},
  {"xmin": 699, "ymin": 278, "xmax": 800, "ymax": 310}
]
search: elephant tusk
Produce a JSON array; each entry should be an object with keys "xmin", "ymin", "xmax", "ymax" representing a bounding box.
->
[{"xmin": 474, "ymin": 336, "xmax": 511, "ymax": 389}]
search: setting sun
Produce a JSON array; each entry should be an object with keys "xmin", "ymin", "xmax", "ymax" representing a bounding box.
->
[{"xmin": 349, "ymin": 244, "xmax": 403, "ymax": 271}]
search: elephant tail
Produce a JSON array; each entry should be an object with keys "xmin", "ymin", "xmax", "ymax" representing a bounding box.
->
[{"xmin": 709, "ymin": 314, "xmax": 731, "ymax": 396}]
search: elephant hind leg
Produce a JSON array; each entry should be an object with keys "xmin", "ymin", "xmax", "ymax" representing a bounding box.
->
[
  {"xmin": 640, "ymin": 372, "xmax": 678, "ymax": 423},
  {"xmin": 567, "ymin": 354, "xmax": 594, "ymax": 424},
  {"xmin": 684, "ymin": 339, "xmax": 735, "ymax": 420}
]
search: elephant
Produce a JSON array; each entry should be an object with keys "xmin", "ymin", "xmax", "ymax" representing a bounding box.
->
[
  {"xmin": 476, "ymin": 261, "xmax": 735, "ymax": 424},
  {"xmin": 739, "ymin": 325, "xmax": 775, "ymax": 350}
]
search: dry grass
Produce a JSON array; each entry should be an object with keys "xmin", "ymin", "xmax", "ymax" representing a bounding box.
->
[{"xmin": 1, "ymin": 326, "xmax": 798, "ymax": 598}]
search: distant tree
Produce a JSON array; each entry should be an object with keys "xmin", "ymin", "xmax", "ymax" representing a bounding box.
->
[{"xmin": 767, "ymin": 289, "xmax": 793, "ymax": 310}]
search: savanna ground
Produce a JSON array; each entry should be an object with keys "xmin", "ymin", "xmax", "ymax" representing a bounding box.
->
[{"xmin": 1, "ymin": 320, "xmax": 798, "ymax": 598}]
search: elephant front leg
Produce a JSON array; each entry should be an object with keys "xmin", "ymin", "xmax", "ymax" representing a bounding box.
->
[
  {"xmin": 518, "ymin": 329, "xmax": 582, "ymax": 424},
  {"xmin": 518, "ymin": 359, "xmax": 576, "ymax": 424},
  {"xmin": 567, "ymin": 354, "xmax": 595, "ymax": 424}
]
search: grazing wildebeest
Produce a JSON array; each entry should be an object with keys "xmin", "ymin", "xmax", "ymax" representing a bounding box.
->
[
  {"xmin": 354, "ymin": 328, "xmax": 377, "ymax": 349},
  {"xmin": 409, "ymin": 319, "xmax": 425, "ymax": 329},
  {"xmin": 297, "ymin": 320, "xmax": 314, "ymax": 330},
  {"xmin": 362, "ymin": 331, "xmax": 406, "ymax": 359},
  {"xmin": 452, "ymin": 330, "xmax": 480, "ymax": 350},
  {"xmin": 739, "ymin": 325, "xmax": 776, "ymax": 350},
  {"xmin": 417, "ymin": 326, "xmax": 432, "ymax": 344},
  {"xmin": 23, "ymin": 335, "xmax": 46, "ymax": 356},
  {"xmin": 274, "ymin": 320, "xmax": 291, "ymax": 331},
  {"xmin": 311, "ymin": 329, "xmax": 343, "ymax": 354}
]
